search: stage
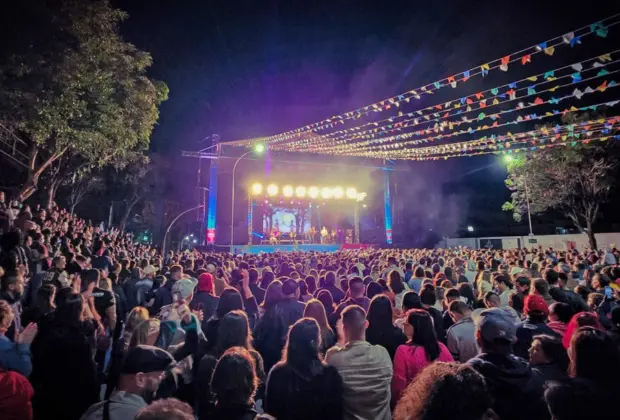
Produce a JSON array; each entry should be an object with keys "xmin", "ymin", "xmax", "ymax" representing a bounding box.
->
[{"xmin": 231, "ymin": 243, "xmax": 373, "ymax": 254}]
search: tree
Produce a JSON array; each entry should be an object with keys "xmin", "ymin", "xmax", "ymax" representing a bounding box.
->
[
  {"xmin": 64, "ymin": 170, "xmax": 105, "ymax": 215},
  {"xmin": 502, "ymin": 143, "xmax": 616, "ymax": 249},
  {"xmin": 0, "ymin": 0, "xmax": 168, "ymax": 201}
]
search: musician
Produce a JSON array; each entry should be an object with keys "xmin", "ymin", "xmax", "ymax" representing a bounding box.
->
[
  {"xmin": 320, "ymin": 226, "xmax": 328, "ymax": 244},
  {"xmin": 330, "ymin": 229, "xmax": 337, "ymax": 244},
  {"xmin": 308, "ymin": 226, "xmax": 316, "ymax": 243}
]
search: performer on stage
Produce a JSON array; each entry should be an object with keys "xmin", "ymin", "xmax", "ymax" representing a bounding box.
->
[
  {"xmin": 320, "ymin": 226, "xmax": 328, "ymax": 244},
  {"xmin": 308, "ymin": 226, "xmax": 316, "ymax": 243},
  {"xmin": 330, "ymin": 228, "xmax": 337, "ymax": 244}
]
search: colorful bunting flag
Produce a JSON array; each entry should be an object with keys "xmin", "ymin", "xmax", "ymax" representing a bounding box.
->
[
  {"xmin": 527, "ymin": 76, "xmax": 538, "ymax": 82},
  {"xmin": 500, "ymin": 56, "xmax": 510, "ymax": 71},
  {"xmin": 480, "ymin": 63, "xmax": 490, "ymax": 76},
  {"xmin": 491, "ymin": 88, "xmax": 499, "ymax": 95},
  {"xmin": 447, "ymin": 76, "xmax": 457, "ymax": 88},
  {"xmin": 572, "ymin": 63, "xmax": 583, "ymax": 71},
  {"xmin": 544, "ymin": 46, "xmax": 555, "ymax": 56},
  {"xmin": 544, "ymin": 71, "xmax": 556, "ymax": 80},
  {"xmin": 571, "ymin": 72, "xmax": 582, "ymax": 83},
  {"xmin": 562, "ymin": 32, "xmax": 575, "ymax": 44},
  {"xmin": 521, "ymin": 54, "xmax": 531, "ymax": 65},
  {"xmin": 527, "ymin": 86, "xmax": 536, "ymax": 95},
  {"xmin": 463, "ymin": 70, "xmax": 470, "ymax": 81},
  {"xmin": 598, "ymin": 69, "xmax": 610, "ymax": 77},
  {"xmin": 573, "ymin": 88, "xmax": 584, "ymax": 99},
  {"xmin": 570, "ymin": 36, "xmax": 581, "ymax": 47},
  {"xmin": 599, "ymin": 53, "xmax": 612, "ymax": 62}
]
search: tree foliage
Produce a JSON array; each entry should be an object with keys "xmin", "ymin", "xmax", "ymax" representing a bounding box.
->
[
  {"xmin": 503, "ymin": 142, "xmax": 616, "ymax": 249},
  {"xmin": 0, "ymin": 0, "xmax": 168, "ymax": 200}
]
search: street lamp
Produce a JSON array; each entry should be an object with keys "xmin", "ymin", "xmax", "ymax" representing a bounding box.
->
[
  {"xmin": 503, "ymin": 154, "xmax": 533, "ymax": 236},
  {"xmin": 467, "ymin": 225, "xmax": 474, "ymax": 232},
  {"xmin": 230, "ymin": 144, "xmax": 266, "ymax": 251}
]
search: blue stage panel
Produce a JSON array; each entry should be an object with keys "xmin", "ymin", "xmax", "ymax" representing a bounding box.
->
[{"xmin": 232, "ymin": 244, "xmax": 342, "ymax": 254}]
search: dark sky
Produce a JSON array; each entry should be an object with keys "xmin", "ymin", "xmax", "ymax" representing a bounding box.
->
[{"xmin": 112, "ymin": 0, "xmax": 620, "ymax": 238}]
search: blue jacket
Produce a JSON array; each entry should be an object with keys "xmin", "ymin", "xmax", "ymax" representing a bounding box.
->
[{"xmin": 0, "ymin": 335, "xmax": 31, "ymax": 376}]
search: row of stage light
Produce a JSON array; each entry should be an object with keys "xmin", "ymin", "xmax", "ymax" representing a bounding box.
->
[{"xmin": 250, "ymin": 183, "xmax": 366, "ymax": 201}]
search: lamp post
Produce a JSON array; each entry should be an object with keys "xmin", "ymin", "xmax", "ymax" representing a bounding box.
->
[
  {"xmin": 230, "ymin": 144, "xmax": 265, "ymax": 252},
  {"xmin": 162, "ymin": 204, "xmax": 204, "ymax": 256}
]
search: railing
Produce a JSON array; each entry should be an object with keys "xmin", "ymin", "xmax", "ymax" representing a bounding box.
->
[{"xmin": 0, "ymin": 124, "xmax": 29, "ymax": 169}]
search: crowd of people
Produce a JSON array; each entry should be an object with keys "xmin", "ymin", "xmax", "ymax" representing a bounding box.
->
[{"xmin": 1, "ymin": 193, "xmax": 620, "ymax": 420}]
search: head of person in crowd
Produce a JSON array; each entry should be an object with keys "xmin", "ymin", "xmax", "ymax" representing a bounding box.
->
[
  {"xmin": 304, "ymin": 299, "xmax": 333, "ymax": 346},
  {"xmin": 483, "ymin": 291, "xmax": 501, "ymax": 309},
  {"xmin": 568, "ymin": 326, "xmax": 620, "ymax": 385},
  {"xmin": 367, "ymin": 294, "xmax": 395, "ymax": 331},
  {"xmin": 316, "ymin": 289, "xmax": 335, "ymax": 316},
  {"xmin": 215, "ymin": 288, "xmax": 244, "ymax": 319},
  {"xmin": 215, "ymin": 310, "xmax": 253, "ymax": 357},
  {"xmin": 117, "ymin": 345, "xmax": 174, "ymax": 403},
  {"xmin": 169, "ymin": 264, "xmax": 183, "ymax": 282},
  {"xmin": 514, "ymin": 275, "xmax": 531, "ymax": 295},
  {"xmin": 562, "ymin": 312, "xmax": 603, "ymax": 349},
  {"xmin": 366, "ymin": 281, "xmax": 382, "ymax": 300},
  {"xmin": 261, "ymin": 280, "xmax": 283, "ymax": 311},
  {"xmin": 1, "ymin": 270, "xmax": 24, "ymax": 301},
  {"xmin": 260, "ymin": 270, "xmax": 275, "ymax": 289},
  {"xmin": 347, "ymin": 276, "xmax": 364, "ymax": 299},
  {"xmin": 281, "ymin": 318, "xmax": 325, "ymax": 375},
  {"xmin": 530, "ymin": 278, "xmax": 553, "ymax": 300},
  {"xmin": 143, "ymin": 265, "xmax": 157, "ymax": 279},
  {"xmin": 388, "ymin": 270, "xmax": 406, "ymax": 295},
  {"xmin": 210, "ymin": 347, "xmax": 259, "ymax": 408},
  {"xmin": 402, "ymin": 291, "xmax": 423, "ymax": 311},
  {"xmin": 448, "ymin": 300, "xmax": 472, "ymax": 324},
  {"xmin": 305, "ymin": 275, "xmax": 317, "ymax": 295},
  {"xmin": 281, "ymin": 278, "xmax": 300, "ymax": 300},
  {"xmin": 419, "ymin": 286, "xmax": 437, "ymax": 309},
  {"xmin": 473, "ymin": 308, "xmax": 516, "ymax": 356},
  {"xmin": 443, "ymin": 288, "xmax": 460, "ymax": 309},
  {"xmin": 341, "ymin": 305, "xmax": 367, "ymax": 343},
  {"xmin": 196, "ymin": 272, "xmax": 214, "ymax": 295},
  {"xmin": 130, "ymin": 319, "xmax": 161, "ymax": 348},
  {"xmin": 126, "ymin": 307, "xmax": 150, "ymax": 333},
  {"xmin": 393, "ymin": 362, "xmax": 494, "ymax": 420},
  {"xmin": 134, "ymin": 398, "xmax": 195, "ymax": 420},
  {"xmin": 325, "ymin": 271, "xmax": 337, "ymax": 287},
  {"xmin": 456, "ymin": 283, "xmax": 476, "ymax": 307},
  {"xmin": 544, "ymin": 378, "xmax": 607, "ymax": 420},
  {"xmin": 523, "ymin": 294, "xmax": 549, "ymax": 322},
  {"xmin": 403, "ymin": 309, "xmax": 440, "ymax": 360},
  {"xmin": 171, "ymin": 277, "xmax": 197, "ymax": 302},
  {"xmin": 529, "ymin": 334, "xmax": 569, "ymax": 371}
]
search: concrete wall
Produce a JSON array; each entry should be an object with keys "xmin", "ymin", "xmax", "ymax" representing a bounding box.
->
[{"xmin": 439, "ymin": 232, "xmax": 620, "ymax": 250}]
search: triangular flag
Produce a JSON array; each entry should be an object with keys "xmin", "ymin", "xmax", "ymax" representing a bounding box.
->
[
  {"xmin": 521, "ymin": 54, "xmax": 531, "ymax": 65},
  {"xmin": 544, "ymin": 46, "xmax": 555, "ymax": 56},
  {"xmin": 447, "ymin": 76, "xmax": 457, "ymax": 88},
  {"xmin": 584, "ymin": 87, "xmax": 594, "ymax": 93},
  {"xmin": 481, "ymin": 63, "xmax": 490, "ymax": 76},
  {"xmin": 592, "ymin": 62, "xmax": 604, "ymax": 68},
  {"xmin": 572, "ymin": 63, "xmax": 583, "ymax": 72},
  {"xmin": 508, "ymin": 82, "xmax": 517, "ymax": 89},
  {"xmin": 544, "ymin": 71, "xmax": 556, "ymax": 80},
  {"xmin": 507, "ymin": 89, "xmax": 516, "ymax": 99},
  {"xmin": 500, "ymin": 55, "xmax": 510, "ymax": 71},
  {"xmin": 599, "ymin": 53, "xmax": 612, "ymax": 62},
  {"xmin": 475, "ymin": 92, "xmax": 484, "ymax": 99},
  {"xmin": 491, "ymin": 88, "xmax": 499, "ymax": 95},
  {"xmin": 536, "ymin": 42, "xmax": 547, "ymax": 51},
  {"xmin": 527, "ymin": 86, "xmax": 536, "ymax": 95},
  {"xmin": 549, "ymin": 85, "xmax": 560, "ymax": 92},
  {"xmin": 434, "ymin": 81, "xmax": 442, "ymax": 89},
  {"xmin": 466, "ymin": 98, "xmax": 474, "ymax": 105},
  {"xmin": 563, "ymin": 32, "xmax": 575, "ymax": 44},
  {"xmin": 527, "ymin": 76, "xmax": 538, "ymax": 82},
  {"xmin": 479, "ymin": 100, "xmax": 487, "ymax": 108},
  {"xmin": 597, "ymin": 80, "xmax": 608, "ymax": 92},
  {"xmin": 550, "ymin": 97, "xmax": 560, "ymax": 104},
  {"xmin": 573, "ymin": 89, "xmax": 584, "ymax": 99},
  {"xmin": 571, "ymin": 72, "xmax": 582, "ymax": 83},
  {"xmin": 570, "ymin": 36, "xmax": 581, "ymax": 47},
  {"xmin": 598, "ymin": 69, "xmax": 610, "ymax": 77},
  {"xmin": 463, "ymin": 70, "xmax": 470, "ymax": 81},
  {"xmin": 493, "ymin": 98, "xmax": 500, "ymax": 105},
  {"xmin": 533, "ymin": 97, "xmax": 544, "ymax": 105}
]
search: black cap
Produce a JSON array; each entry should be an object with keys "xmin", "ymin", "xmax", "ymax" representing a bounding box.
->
[
  {"xmin": 121, "ymin": 345, "xmax": 175, "ymax": 374},
  {"xmin": 282, "ymin": 278, "xmax": 299, "ymax": 296}
]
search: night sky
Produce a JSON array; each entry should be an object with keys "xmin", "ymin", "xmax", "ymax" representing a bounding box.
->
[{"xmin": 112, "ymin": 0, "xmax": 620, "ymax": 240}]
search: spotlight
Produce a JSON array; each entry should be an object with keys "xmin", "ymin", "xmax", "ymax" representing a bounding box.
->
[
  {"xmin": 184, "ymin": 236, "xmax": 190, "ymax": 240},
  {"xmin": 267, "ymin": 184, "xmax": 278, "ymax": 196},
  {"xmin": 346, "ymin": 187, "xmax": 358, "ymax": 199},
  {"xmin": 503, "ymin": 154, "xmax": 514, "ymax": 163},
  {"xmin": 363, "ymin": 204, "xmax": 367, "ymax": 208},
  {"xmin": 251, "ymin": 183, "xmax": 263, "ymax": 196},
  {"xmin": 254, "ymin": 143, "xmax": 266, "ymax": 154},
  {"xmin": 295, "ymin": 186, "xmax": 306, "ymax": 198},
  {"xmin": 308, "ymin": 186, "xmax": 319, "ymax": 199},
  {"xmin": 321, "ymin": 187, "xmax": 333, "ymax": 199},
  {"xmin": 282, "ymin": 185, "xmax": 294, "ymax": 197},
  {"xmin": 333, "ymin": 187, "xmax": 344, "ymax": 199}
]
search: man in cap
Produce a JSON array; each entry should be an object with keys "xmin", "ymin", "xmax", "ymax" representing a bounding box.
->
[
  {"xmin": 190, "ymin": 273, "xmax": 219, "ymax": 328},
  {"xmin": 467, "ymin": 308, "xmax": 547, "ymax": 420},
  {"xmin": 153, "ymin": 265, "xmax": 183, "ymax": 313},
  {"xmin": 135, "ymin": 265, "xmax": 157, "ymax": 306},
  {"xmin": 80, "ymin": 345, "xmax": 174, "ymax": 420},
  {"xmin": 513, "ymin": 295, "xmax": 559, "ymax": 360}
]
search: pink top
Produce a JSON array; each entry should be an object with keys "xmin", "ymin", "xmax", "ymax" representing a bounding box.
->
[{"xmin": 391, "ymin": 342, "xmax": 454, "ymax": 402}]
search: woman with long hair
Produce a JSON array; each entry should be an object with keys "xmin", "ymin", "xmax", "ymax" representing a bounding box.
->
[
  {"xmin": 260, "ymin": 270, "xmax": 275, "ymax": 290},
  {"xmin": 21, "ymin": 284, "xmax": 56, "ymax": 327},
  {"xmin": 209, "ymin": 347, "xmax": 263, "ymax": 420},
  {"xmin": 196, "ymin": 311, "xmax": 265, "ymax": 420},
  {"xmin": 260, "ymin": 280, "xmax": 283, "ymax": 314},
  {"xmin": 476, "ymin": 271, "xmax": 492, "ymax": 308},
  {"xmin": 123, "ymin": 306, "xmax": 149, "ymax": 350},
  {"xmin": 392, "ymin": 309, "xmax": 453, "ymax": 404},
  {"xmin": 30, "ymin": 294, "xmax": 99, "ymax": 420},
  {"xmin": 303, "ymin": 299, "xmax": 336, "ymax": 354},
  {"xmin": 562, "ymin": 311, "xmax": 604, "ymax": 349},
  {"xmin": 528, "ymin": 334, "xmax": 569, "ymax": 382},
  {"xmin": 204, "ymin": 287, "xmax": 245, "ymax": 352},
  {"xmin": 388, "ymin": 270, "xmax": 409, "ymax": 310},
  {"xmin": 568, "ymin": 326, "xmax": 620, "ymax": 387},
  {"xmin": 305, "ymin": 275, "xmax": 317, "ymax": 296},
  {"xmin": 366, "ymin": 295, "xmax": 407, "ymax": 361},
  {"xmin": 265, "ymin": 318, "xmax": 343, "ymax": 420}
]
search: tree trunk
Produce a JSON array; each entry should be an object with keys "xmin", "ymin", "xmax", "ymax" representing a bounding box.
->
[
  {"xmin": 18, "ymin": 146, "xmax": 67, "ymax": 202},
  {"xmin": 47, "ymin": 179, "xmax": 61, "ymax": 210},
  {"xmin": 586, "ymin": 219, "xmax": 598, "ymax": 250},
  {"xmin": 120, "ymin": 196, "xmax": 140, "ymax": 232}
]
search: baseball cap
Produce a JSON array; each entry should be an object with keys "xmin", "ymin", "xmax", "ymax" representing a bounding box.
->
[
  {"xmin": 282, "ymin": 278, "xmax": 299, "ymax": 296},
  {"xmin": 524, "ymin": 294, "xmax": 549, "ymax": 316},
  {"xmin": 171, "ymin": 277, "xmax": 198, "ymax": 299},
  {"xmin": 121, "ymin": 345, "xmax": 174, "ymax": 374},
  {"xmin": 473, "ymin": 308, "xmax": 517, "ymax": 343},
  {"xmin": 143, "ymin": 265, "xmax": 158, "ymax": 275}
]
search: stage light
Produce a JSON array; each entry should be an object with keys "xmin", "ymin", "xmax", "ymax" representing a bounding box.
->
[
  {"xmin": 251, "ymin": 183, "xmax": 263, "ymax": 196},
  {"xmin": 503, "ymin": 154, "xmax": 514, "ymax": 163},
  {"xmin": 346, "ymin": 187, "xmax": 358, "ymax": 199},
  {"xmin": 333, "ymin": 187, "xmax": 344, "ymax": 199},
  {"xmin": 321, "ymin": 187, "xmax": 333, "ymax": 199},
  {"xmin": 363, "ymin": 204, "xmax": 367, "ymax": 208},
  {"xmin": 295, "ymin": 186, "xmax": 306, "ymax": 198},
  {"xmin": 282, "ymin": 185, "xmax": 294, "ymax": 197},
  {"xmin": 267, "ymin": 184, "xmax": 278, "ymax": 196},
  {"xmin": 254, "ymin": 143, "xmax": 266, "ymax": 154},
  {"xmin": 308, "ymin": 186, "xmax": 319, "ymax": 199}
]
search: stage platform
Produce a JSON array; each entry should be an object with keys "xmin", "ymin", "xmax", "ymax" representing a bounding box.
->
[{"xmin": 231, "ymin": 243, "xmax": 373, "ymax": 254}]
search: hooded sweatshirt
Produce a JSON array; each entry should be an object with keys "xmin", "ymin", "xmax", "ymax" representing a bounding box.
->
[{"xmin": 467, "ymin": 352, "xmax": 548, "ymax": 420}]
